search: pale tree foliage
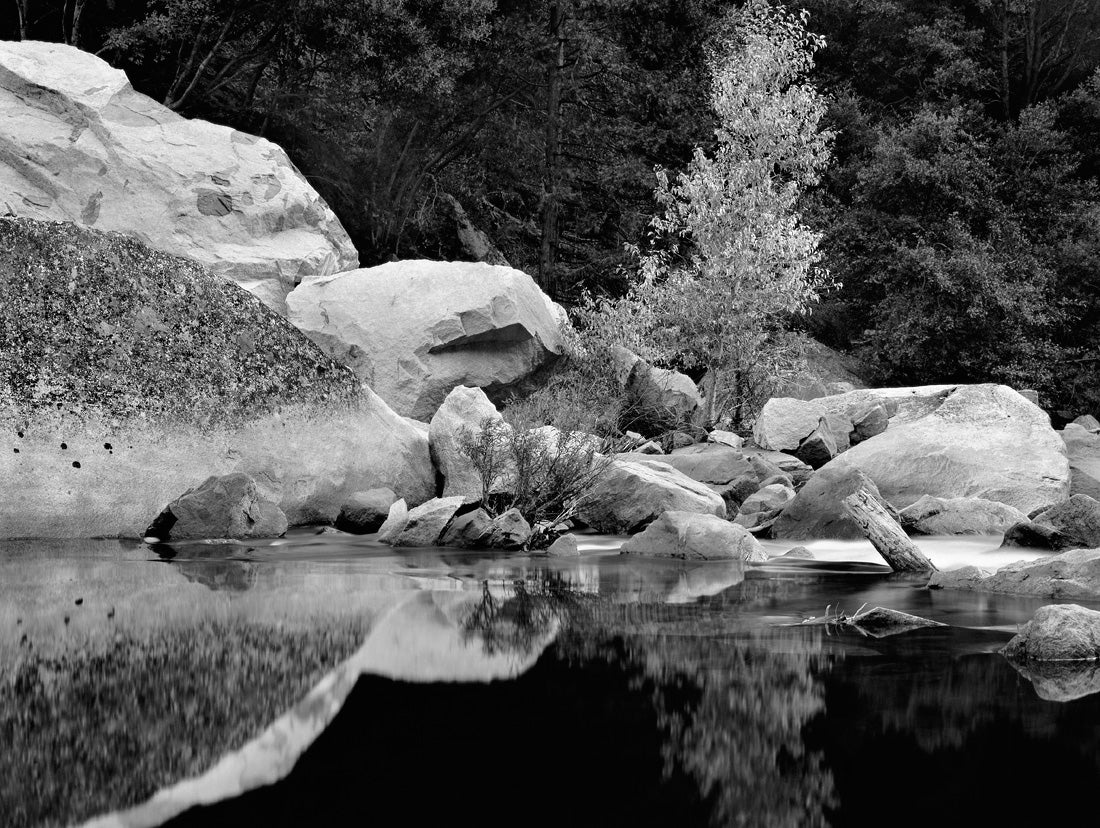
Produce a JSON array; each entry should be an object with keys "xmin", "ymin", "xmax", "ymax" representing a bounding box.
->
[{"xmin": 587, "ymin": 2, "xmax": 834, "ymax": 429}]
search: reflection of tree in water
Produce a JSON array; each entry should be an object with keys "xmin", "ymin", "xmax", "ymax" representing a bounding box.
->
[
  {"xmin": 465, "ymin": 574, "xmax": 837, "ymax": 827},
  {"xmin": 645, "ymin": 631, "xmax": 836, "ymax": 828},
  {"xmin": 463, "ymin": 575, "xmax": 585, "ymax": 657}
]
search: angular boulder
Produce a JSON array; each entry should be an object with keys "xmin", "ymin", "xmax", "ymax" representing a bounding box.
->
[
  {"xmin": 741, "ymin": 448, "xmax": 814, "ymax": 488},
  {"xmin": 287, "ymin": 260, "xmax": 564, "ymax": 419},
  {"xmin": 429, "ymin": 385, "xmax": 512, "ymax": 502},
  {"xmin": 0, "ymin": 218, "xmax": 432, "ymax": 539},
  {"xmin": 576, "ymin": 458, "xmax": 726, "ymax": 534},
  {"xmin": 1002, "ymin": 604, "xmax": 1100, "ymax": 661},
  {"xmin": 899, "ymin": 495, "xmax": 1029, "ymax": 536},
  {"xmin": 771, "ymin": 465, "xmax": 891, "ymax": 540},
  {"xmin": 620, "ymin": 511, "xmax": 766, "ymax": 562},
  {"xmin": 734, "ymin": 483, "xmax": 796, "ymax": 533},
  {"xmin": 1061, "ymin": 424, "xmax": 1100, "ymax": 501},
  {"xmin": 485, "ymin": 508, "xmax": 532, "ymax": 550},
  {"xmin": 145, "ymin": 473, "xmax": 287, "ymax": 541},
  {"xmin": 610, "ymin": 346, "xmax": 701, "ymax": 430},
  {"xmin": 439, "ymin": 508, "xmax": 494, "ymax": 548},
  {"xmin": 1004, "ymin": 494, "xmax": 1100, "ymax": 551},
  {"xmin": 927, "ymin": 548, "xmax": 1100, "ymax": 599},
  {"xmin": 335, "ymin": 488, "xmax": 397, "ymax": 534},
  {"xmin": 821, "ymin": 384, "xmax": 1069, "ymax": 513},
  {"xmin": 0, "ymin": 42, "xmax": 357, "ymax": 314},
  {"xmin": 752, "ymin": 389, "xmax": 893, "ymax": 465},
  {"xmin": 390, "ymin": 496, "xmax": 466, "ymax": 547},
  {"xmin": 377, "ymin": 499, "xmax": 410, "ymax": 544}
]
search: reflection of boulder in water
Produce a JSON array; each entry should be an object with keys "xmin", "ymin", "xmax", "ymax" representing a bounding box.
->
[
  {"xmin": 1008, "ymin": 658, "xmax": 1100, "ymax": 702},
  {"xmin": 91, "ymin": 590, "xmax": 557, "ymax": 826},
  {"xmin": 174, "ymin": 560, "xmax": 258, "ymax": 592},
  {"xmin": 0, "ymin": 622, "xmax": 366, "ymax": 828}
]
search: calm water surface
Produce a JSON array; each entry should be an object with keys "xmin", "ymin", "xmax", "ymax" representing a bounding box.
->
[{"xmin": 2, "ymin": 532, "xmax": 1098, "ymax": 827}]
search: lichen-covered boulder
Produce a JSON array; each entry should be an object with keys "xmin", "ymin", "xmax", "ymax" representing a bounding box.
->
[
  {"xmin": 0, "ymin": 41, "xmax": 357, "ymax": 313},
  {"xmin": 287, "ymin": 260, "xmax": 564, "ymax": 419},
  {"xmin": 0, "ymin": 218, "xmax": 432, "ymax": 539},
  {"xmin": 620, "ymin": 511, "xmax": 766, "ymax": 561}
]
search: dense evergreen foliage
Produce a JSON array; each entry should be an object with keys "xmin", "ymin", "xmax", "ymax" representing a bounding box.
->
[{"xmin": 4, "ymin": 0, "xmax": 1100, "ymax": 412}]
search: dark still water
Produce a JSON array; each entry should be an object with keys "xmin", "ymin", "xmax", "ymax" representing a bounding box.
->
[{"xmin": 3, "ymin": 533, "xmax": 1099, "ymax": 828}]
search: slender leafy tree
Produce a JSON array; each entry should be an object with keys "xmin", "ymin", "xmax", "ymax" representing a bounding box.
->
[{"xmin": 592, "ymin": 2, "xmax": 834, "ymax": 428}]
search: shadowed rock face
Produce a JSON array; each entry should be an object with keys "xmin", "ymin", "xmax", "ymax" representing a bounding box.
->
[
  {"xmin": 0, "ymin": 41, "xmax": 357, "ymax": 313},
  {"xmin": 0, "ymin": 218, "xmax": 433, "ymax": 538},
  {"xmin": 286, "ymin": 260, "xmax": 564, "ymax": 420}
]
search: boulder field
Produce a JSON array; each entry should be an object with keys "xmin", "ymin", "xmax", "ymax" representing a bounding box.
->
[
  {"xmin": 0, "ymin": 41, "xmax": 358, "ymax": 314},
  {"xmin": 287, "ymin": 260, "xmax": 565, "ymax": 420},
  {"xmin": 0, "ymin": 218, "xmax": 433, "ymax": 539}
]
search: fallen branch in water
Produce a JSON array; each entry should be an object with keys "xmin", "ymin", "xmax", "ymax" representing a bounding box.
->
[{"xmin": 843, "ymin": 487, "xmax": 937, "ymax": 572}]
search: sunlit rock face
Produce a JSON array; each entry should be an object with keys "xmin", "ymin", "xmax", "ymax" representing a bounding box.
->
[
  {"xmin": 286, "ymin": 260, "xmax": 565, "ymax": 420},
  {"xmin": 0, "ymin": 218, "xmax": 433, "ymax": 538},
  {"xmin": 817, "ymin": 384, "xmax": 1069, "ymax": 514},
  {"xmin": 0, "ymin": 41, "xmax": 358, "ymax": 313}
]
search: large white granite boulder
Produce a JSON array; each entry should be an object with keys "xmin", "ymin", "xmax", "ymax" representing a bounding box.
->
[
  {"xmin": 818, "ymin": 384, "xmax": 1069, "ymax": 514},
  {"xmin": 0, "ymin": 218, "xmax": 432, "ymax": 539},
  {"xmin": 286, "ymin": 260, "xmax": 564, "ymax": 420},
  {"xmin": 0, "ymin": 40, "xmax": 358, "ymax": 314}
]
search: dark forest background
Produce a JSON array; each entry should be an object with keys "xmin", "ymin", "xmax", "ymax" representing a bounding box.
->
[{"xmin": 5, "ymin": 0, "xmax": 1100, "ymax": 414}]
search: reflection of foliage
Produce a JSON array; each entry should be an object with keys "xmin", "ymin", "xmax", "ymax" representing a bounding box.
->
[
  {"xmin": 651, "ymin": 634, "xmax": 835, "ymax": 828},
  {"xmin": 463, "ymin": 576, "xmax": 590, "ymax": 657},
  {"xmin": 0, "ymin": 621, "xmax": 365, "ymax": 828},
  {"xmin": 558, "ymin": 600, "xmax": 837, "ymax": 828}
]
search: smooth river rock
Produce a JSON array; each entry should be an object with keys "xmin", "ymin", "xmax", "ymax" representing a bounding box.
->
[
  {"xmin": 287, "ymin": 260, "xmax": 564, "ymax": 420},
  {"xmin": 1002, "ymin": 604, "xmax": 1100, "ymax": 662},
  {"xmin": 0, "ymin": 218, "xmax": 433, "ymax": 539},
  {"xmin": 428, "ymin": 385, "xmax": 513, "ymax": 502},
  {"xmin": 620, "ymin": 511, "xmax": 766, "ymax": 561},
  {"xmin": 1003, "ymin": 495, "xmax": 1100, "ymax": 551},
  {"xmin": 0, "ymin": 41, "xmax": 357, "ymax": 313}
]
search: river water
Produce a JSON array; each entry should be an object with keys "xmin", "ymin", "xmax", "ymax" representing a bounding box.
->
[{"xmin": 3, "ymin": 532, "xmax": 1099, "ymax": 827}]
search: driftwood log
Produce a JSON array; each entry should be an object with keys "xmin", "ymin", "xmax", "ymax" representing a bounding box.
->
[{"xmin": 843, "ymin": 487, "xmax": 937, "ymax": 572}]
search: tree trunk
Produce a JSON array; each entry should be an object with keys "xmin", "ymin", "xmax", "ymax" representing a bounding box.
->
[
  {"xmin": 538, "ymin": 1, "xmax": 566, "ymax": 299},
  {"xmin": 1000, "ymin": 1, "xmax": 1012, "ymax": 118},
  {"xmin": 843, "ymin": 488, "xmax": 937, "ymax": 572},
  {"xmin": 14, "ymin": 0, "xmax": 28, "ymax": 39}
]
